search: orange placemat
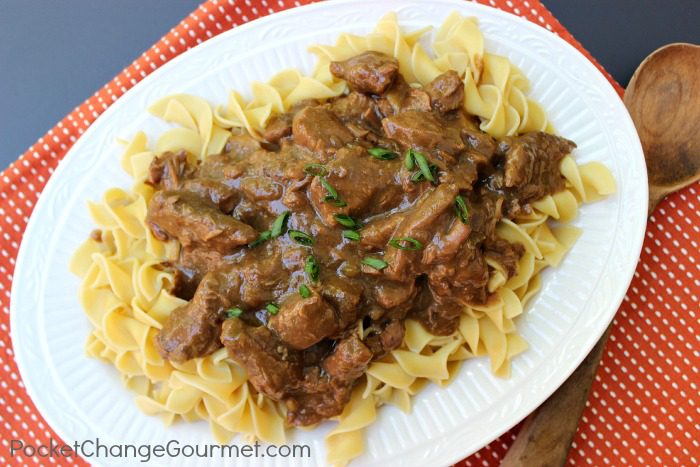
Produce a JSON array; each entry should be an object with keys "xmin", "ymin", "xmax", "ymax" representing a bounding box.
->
[{"xmin": 1, "ymin": 1, "xmax": 696, "ymax": 465}]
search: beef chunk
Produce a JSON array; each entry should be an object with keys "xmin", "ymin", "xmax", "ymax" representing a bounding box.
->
[
  {"xmin": 359, "ymin": 212, "xmax": 404, "ymax": 249},
  {"xmin": 330, "ymin": 92, "xmax": 382, "ymax": 129},
  {"xmin": 484, "ymin": 238, "xmax": 525, "ymax": 278},
  {"xmin": 180, "ymin": 178, "xmax": 239, "ymax": 213},
  {"xmin": 156, "ymin": 268, "xmax": 240, "ymax": 362},
  {"xmin": 422, "ymin": 220, "xmax": 472, "ymax": 265},
  {"xmin": 323, "ymin": 334, "xmax": 372, "ymax": 382},
  {"xmin": 330, "ymin": 51, "xmax": 399, "ymax": 94},
  {"xmin": 292, "ymin": 106, "xmax": 354, "ymax": 154},
  {"xmin": 268, "ymin": 293, "xmax": 339, "ymax": 350},
  {"xmin": 383, "ymin": 184, "xmax": 458, "ymax": 281},
  {"xmin": 308, "ymin": 146, "xmax": 403, "ymax": 225},
  {"xmin": 426, "ymin": 71, "xmax": 465, "ymax": 112},
  {"xmin": 365, "ymin": 319, "xmax": 405, "ymax": 358},
  {"xmin": 382, "ymin": 110, "xmax": 465, "ymax": 154},
  {"xmin": 221, "ymin": 318, "xmax": 302, "ymax": 400},
  {"xmin": 285, "ymin": 369, "xmax": 351, "ymax": 426},
  {"xmin": 147, "ymin": 191, "xmax": 257, "ymax": 252},
  {"xmin": 262, "ymin": 113, "xmax": 293, "ymax": 144},
  {"xmin": 498, "ymin": 132, "xmax": 576, "ymax": 203},
  {"xmin": 320, "ymin": 276, "xmax": 363, "ymax": 329},
  {"xmin": 147, "ymin": 151, "xmax": 197, "ymax": 189}
]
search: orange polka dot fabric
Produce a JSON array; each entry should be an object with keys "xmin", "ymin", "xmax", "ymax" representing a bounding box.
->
[{"xmin": 0, "ymin": 1, "xmax": 696, "ymax": 466}]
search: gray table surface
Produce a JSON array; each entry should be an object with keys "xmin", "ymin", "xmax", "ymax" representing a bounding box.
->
[{"xmin": 1, "ymin": 0, "xmax": 699, "ymax": 170}]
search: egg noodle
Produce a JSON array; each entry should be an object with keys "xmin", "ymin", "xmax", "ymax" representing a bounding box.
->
[{"xmin": 70, "ymin": 12, "xmax": 615, "ymax": 465}]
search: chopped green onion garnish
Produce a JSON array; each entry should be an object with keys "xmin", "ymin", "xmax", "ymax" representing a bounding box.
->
[
  {"xmin": 288, "ymin": 229, "xmax": 315, "ymax": 246},
  {"xmin": 227, "ymin": 307, "xmax": 243, "ymax": 318},
  {"xmin": 249, "ymin": 230, "xmax": 272, "ymax": 247},
  {"xmin": 304, "ymin": 163, "xmax": 328, "ymax": 177},
  {"xmin": 299, "ymin": 284, "xmax": 312, "ymax": 299},
  {"xmin": 368, "ymin": 147, "xmax": 397, "ymax": 160},
  {"xmin": 413, "ymin": 151, "xmax": 435, "ymax": 182},
  {"xmin": 305, "ymin": 255, "xmax": 320, "ymax": 282},
  {"xmin": 342, "ymin": 230, "xmax": 361, "ymax": 241},
  {"xmin": 410, "ymin": 170, "xmax": 425, "ymax": 182},
  {"xmin": 362, "ymin": 256, "xmax": 388, "ymax": 271},
  {"xmin": 266, "ymin": 303, "xmax": 280, "ymax": 315},
  {"xmin": 389, "ymin": 237, "xmax": 424, "ymax": 250},
  {"xmin": 270, "ymin": 211, "xmax": 290, "ymax": 238},
  {"xmin": 334, "ymin": 214, "xmax": 358, "ymax": 229},
  {"xmin": 455, "ymin": 195, "xmax": 469, "ymax": 224},
  {"xmin": 405, "ymin": 149, "xmax": 416, "ymax": 170},
  {"xmin": 323, "ymin": 196, "xmax": 347, "ymax": 207},
  {"xmin": 320, "ymin": 178, "xmax": 339, "ymax": 200},
  {"xmin": 319, "ymin": 177, "xmax": 347, "ymax": 206}
]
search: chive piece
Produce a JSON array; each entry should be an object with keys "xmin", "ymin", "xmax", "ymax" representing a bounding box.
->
[
  {"xmin": 342, "ymin": 230, "xmax": 361, "ymax": 241},
  {"xmin": 389, "ymin": 236, "xmax": 424, "ymax": 250},
  {"xmin": 323, "ymin": 196, "xmax": 347, "ymax": 207},
  {"xmin": 249, "ymin": 230, "xmax": 272, "ymax": 247},
  {"xmin": 305, "ymin": 255, "xmax": 320, "ymax": 282},
  {"xmin": 362, "ymin": 256, "xmax": 388, "ymax": 271},
  {"xmin": 455, "ymin": 195, "xmax": 469, "ymax": 224},
  {"xmin": 299, "ymin": 284, "xmax": 312, "ymax": 299},
  {"xmin": 404, "ymin": 149, "xmax": 416, "ymax": 170},
  {"xmin": 368, "ymin": 147, "xmax": 397, "ymax": 160},
  {"xmin": 410, "ymin": 170, "xmax": 425, "ymax": 182},
  {"xmin": 334, "ymin": 214, "xmax": 358, "ymax": 229},
  {"xmin": 288, "ymin": 230, "xmax": 315, "ymax": 246},
  {"xmin": 320, "ymin": 177, "xmax": 339, "ymax": 200},
  {"xmin": 304, "ymin": 163, "xmax": 328, "ymax": 177},
  {"xmin": 270, "ymin": 211, "xmax": 290, "ymax": 238},
  {"xmin": 320, "ymin": 177, "xmax": 347, "ymax": 206},
  {"xmin": 227, "ymin": 307, "xmax": 243, "ymax": 318},
  {"xmin": 266, "ymin": 303, "xmax": 280, "ymax": 315},
  {"xmin": 413, "ymin": 151, "xmax": 435, "ymax": 182}
]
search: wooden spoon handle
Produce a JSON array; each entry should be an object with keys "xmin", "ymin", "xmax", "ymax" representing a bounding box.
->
[{"xmin": 501, "ymin": 322, "xmax": 614, "ymax": 467}]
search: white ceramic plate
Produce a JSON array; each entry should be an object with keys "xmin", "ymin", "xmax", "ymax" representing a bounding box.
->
[{"xmin": 10, "ymin": 1, "xmax": 647, "ymax": 465}]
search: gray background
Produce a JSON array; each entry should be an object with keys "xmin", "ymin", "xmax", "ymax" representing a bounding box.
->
[{"xmin": 1, "ymin": 0, "xmax": 699, "ymax": 170}]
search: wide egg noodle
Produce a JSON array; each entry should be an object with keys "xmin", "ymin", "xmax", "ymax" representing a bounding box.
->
[{"xmin": 70, "ymin": 11, "xmax": 617, "ymax": 466}]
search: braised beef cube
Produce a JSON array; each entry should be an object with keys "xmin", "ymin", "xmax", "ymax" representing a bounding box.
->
[
  {"xmin": 382, "ymin": 110, "xmax": 465, "ymax": 154},
  {"xmin": 427, "ymin": 246, "xmax": 489, "ymax": 305},
  {"xmin": 156, "ymin": 268, "xmax": 241, "ymax": 362},
  {"xmin": 308, "ymin": 146, "xmax": 403, "ymax": 226},
  {"xmin": 147, "ymin": 191, "xmax": 257, "ymax": 252},
  {"xmin": 180, "ymin": 178, "xmax": 239, "ymax": 213},
  {"xmin": 262, "ymin": 113, "xmax": 293, "ymax": 144},
  {"xmin": 323, "ymin": 334, "xmax": 372, "ymax": 383},
  {"xmin": 221, "ymin": 318, "xmax": 302, "ymax": 400},
  {"xmin": 330, "ymin": 51, "xmax": 399, "ymax": 94},
  {"xmin": 484, "ymin": 238, "xmax": 524, "ymax": 278},
  {"xmin": 401, "ymin": 89, "xmax": 432, "ymax": 112},
  {"xmin": 422, "ymin": 220, "xmax": 472, "ymax": 265},
  {"xmin": 360, "ymin": 212, "xmax": 404, "ymax": 249},
  {"xmin": 285, "ymin": 369, "xmax": 351, "ymax": 426},
  {"xmin": 364, "ymin": 319, "xmax": 405, "ymax": 358},
  {"xmin": 426, "ymin": 70, "xmax": 465, "ymax": 113},
  {"xmin": 147, "ymin": 151, "xmax": 197, "ymax": 189},
  {"xmin": 384, "ymin": 184, "xmax": 458, "ymax": 281},
  {"xmin": 417, "ymin": 300, "xmax": 464, "ymax": 336},
  {"xmin": 330, "ymin": 92, "xmax": 382, "ymax": 129},
  {"xmin": 268, "ymin": 293, "xmax": 339, "ymax": 350},
  {"xmin": 498, "ymin": 132, "xmax": 575, "ymax": 201},
  {"xmin": 239, "ymin": 176, "xmax": 283, "ymax": 202},
  {"xmin": 321, "ymin": 276, "xmax": 363, "ymax": 329},
  {"xmin": 292, "ymin": 106, "xmax": 354, "ymax": 154},
  {"xmin": 374, "ymin": 278, "xmax": 416, "ymax": 309}
]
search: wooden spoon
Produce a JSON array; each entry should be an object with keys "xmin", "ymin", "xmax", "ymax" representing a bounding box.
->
[{"xmin": 502, "ymin": 43, "xmax": 700, "ymax": 467}]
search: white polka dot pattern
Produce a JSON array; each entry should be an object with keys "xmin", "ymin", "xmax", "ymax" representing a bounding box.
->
[{"xmin": 0, "ymin": 1, "xmax": 694, "ymax": 466}]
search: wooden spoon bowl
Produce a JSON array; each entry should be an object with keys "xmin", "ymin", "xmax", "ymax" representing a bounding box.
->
[{"xmin": 502, "ymin": 42, "xmax": 700, "ymax": 467}]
